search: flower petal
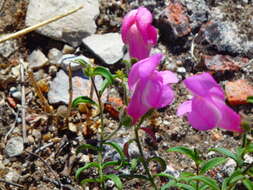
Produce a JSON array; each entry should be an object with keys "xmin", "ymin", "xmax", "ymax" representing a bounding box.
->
[
  {"xmin": 147, "ymin": 25, "xmax": 158, "ymax": 45},
  {"xmin": 135, "ymin": 7, "xmax": 153, "ymax": 42},
  {"xmin": 213, "ymin": 97, "xmax": 242, "ymax": 132},
  {"xmin": 177, "ymin": 100, "xmax": 192, "ymax": 116},
  {"xmin": 187, "ymin": 97, "xmax": 221, "ymax": 130},
  {"xmin": 126, "ymin": 24, "xmax": 150, "ymax": 60},
  {"xmin": 156, "ymin": 84, "xmax": 175, "ymax": 108},
  {"xmin": 158, "ymin": 71, "xmax": 179, "ymax": 84},
  {"xmin": 184, "ymin": 72, "xmax": 224, "ymax": 98},
  {"xmin": 128, "ymin": 53, "xmax": 163, "ymax": 90},
  {"xmin": 127, "ymin": 80, "xmax": 151, "ymax": 123},
  {"xmin": 121, "ymin": 9, "xmax": 138, "ymax": 43}
]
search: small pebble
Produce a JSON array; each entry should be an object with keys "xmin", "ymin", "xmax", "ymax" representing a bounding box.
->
[
  {"xmin": 5, "ymin": 137, "xmax": 24, "ymax": 157},
  {"xmin": 62, "ymin": 45, "xmax": 75, "ymax": 54}
]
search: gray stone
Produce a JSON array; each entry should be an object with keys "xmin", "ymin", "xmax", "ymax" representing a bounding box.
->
[
  {"xmin": 48, "ymin": 69, "xmax": 105, "ymax": 104},
  {"xmin": 82, "ymin": 33, "xmax": 125, "ymax": 65},
  {"xmin": 181, "ymin": 0, "xmax": 209, "ymax": 30},
  {"xmin": 5, "ymin": 137, "xmax": 24, "ymax": 157},
  {"xmin": 0, "ymin": 39, "xmax": 18, "ymax": 58},
  {"xmin": 28, "ymin": 49, "xmax": 49, "ymax": 69},
  {"xmin": 57, "ymin": 54, "xmax": 91, "ymax": 71},
  {"xmin": 25, "ymin": 0, "xmax": 99, "ymax": 47},
  {"xmin": 196, "ymin": 21, "xmax": 244, "ymax": 55},
  {"xmin": 5, "ymin": 170, "xmax": 20, "ymax": 183},
  {"xmin": 48, "ymin": 48, "xmax": 63, "ymax": 64}
]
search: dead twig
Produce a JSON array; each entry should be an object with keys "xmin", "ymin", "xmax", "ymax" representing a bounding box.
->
[
  {"xmin": 0, "ymin": 6, "xmax": 83, "ymax": 44},
  {"xmin": 0, "ymin": 178, "xmax": 24, "ymax": 189},
  {"xmin": 4, "ymin": 107, "xmax": 19, "ymax": 142},
  {"xmin": 28, "ymin": 71, "xmax": 52, "ymax": 113},
  {"xmin": 20, "ymin": 58, "xmax": 27, "ymax": 143},
  {"xmin": 66, "ymin": 64, "xmax": 73, "ymax": 129},
  {"xmin": 25, "ymin": 150, "xmax": 59, "ymax": 180}
]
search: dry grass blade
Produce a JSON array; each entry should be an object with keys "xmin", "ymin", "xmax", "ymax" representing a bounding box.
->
[
  {"xmin": 28, "ymin": 71, "xmax": 53, "ymax": 113},
  {"xmin": 0, "ymin": 6, "xmax": 83, "ymax": 44}
]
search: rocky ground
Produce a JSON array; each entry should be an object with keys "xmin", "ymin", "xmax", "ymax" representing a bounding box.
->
[{"xmin": 0, "ymin": 0, "xmax": 253, "ymax": 189}]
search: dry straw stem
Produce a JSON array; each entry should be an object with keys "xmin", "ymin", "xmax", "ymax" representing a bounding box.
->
[{"xmin": 0, "ymin": 6, "xmax": 83, "ymax": 44}]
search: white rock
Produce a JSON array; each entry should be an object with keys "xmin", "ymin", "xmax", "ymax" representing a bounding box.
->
[
  {"xmin": 5, "ymin": 137, "xmax": 24, "ymax": 157},
  {"xmin": 57, "ymin": 54, "xmax": 91, "ymax": 71},
  {"xmin": 48, "ymin": 48, "xmax": 63, "ymax": 64},
  {"xmin": 28, "ymin": 49, "xmax": 48, "ymax": 69},
  {"xmin": 25, "ymin": 0, "xmax": 99, "ymax": 47},
  {"xmin": 82, "ymin": 33, "xmax": 125, "ymax": 65},
  {"xmin": 0, "ymin": 39, "xmax": 18, "ymax": 58}
]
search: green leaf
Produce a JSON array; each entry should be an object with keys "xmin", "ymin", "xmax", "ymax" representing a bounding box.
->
[
  {"xmin": 188, "ymin": 176, "xmax": 220, "ymax": 190},
  {"xmin": 200, "ymin": 185, "xmax": 210, "ymax": 190},
  {"xmin": 119, "ymin": 174, "xmax": 148, "ymax": 180},
  {"xmin": 245, "ymin": 143, "xmax": 253, "ymax": 153},
  {"xmin": 247, "ymin": 96, "xmax": 253, "ymax": 103},
  {"xmin": 222, "ymin": 178, "xmax": 229, "ymax": 190},
  {"xmin": 180, "ymin": 172, "xmax": 195, "ymax": 178},
  {"xmin": 209, "ymin": 148, "xmax": 243, "ymax": 166},
  {"xmin": 72, "ymin": 96, "xmax": 97, "ymax": 108},
  {"xmin": 147, "ymin": 157, "xmax": 167, "ymax": 172},
  {"xmin": 75, "ymin": 162, "xmax": 100, "ymax": 180},
  {"xmin": 76, "ymin": 144, "xmax": 99, "ymax": 153},
  {"xmin": 73, "ymin": 59, "xmax": 89, "ymax": 68},
  {"xmin": 167, "ymin": 146, "xmax": 200, "ymax": 163},
  {"xmin": 99, "ymin": 78, "xmax": 110, "ymax": 96},
  {"xmin": 80, "ymin": 178, "xmax": 101, "ymax": 185},
  {"xmin": 103, "ymin": 142, "xmax": 126, "ymax": 161},
  {"xmin": 200, "ymin": 157, "xmax": 227, "ymax": 175},
  {"xmin": 226, "ymin": 170, "xmax": 244, "ymax": 186},
  {"xmin": 105, "ymin": 174, "xmax": 123, "ymax": 190},
  {"xmin": 130, "ymin": 158, "xmax": 138, "ymax": 172},
  {"xmin": 243, "ymin": 179, "xmax": 253, "ymax": 190},
  {"xmin": 153, "ymin": 173, "xmax": 175, "ymax": 180},
  {"xmin": 102, "ymin": 161, "xmax": 120, "ymax": 169},
  {"xmin": 92, "ymin": 66, "xmax": 114, "ymax": 84},
  {"xmin": 161, "ymin": 180, "xmax": 177, "ymax": 190}
]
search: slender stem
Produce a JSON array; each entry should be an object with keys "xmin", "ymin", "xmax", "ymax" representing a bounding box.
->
[
  {"xmin": 242, "ymin": 133, "xmax": 247, "ymax": 148},
  {"xmin": 196, "ymin": 163, "xmax": 199, "ymax": 190},
  {"xmin": 91, "ymin": 76, "xmax": 105, "ymax": 189},
  {"xmin": 104, "ymin": 122, "xmax": 122, "ymax": 141},
  {"xmin": 134, "ymin": 127, "xmax": 158, "ymax": 190}
]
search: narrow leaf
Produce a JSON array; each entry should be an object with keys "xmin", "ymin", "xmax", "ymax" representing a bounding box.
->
[
  {"xmin": 75, "ymin": 162, "xmax": 100, "ymax": 180},
  {"xmin": 167, "ymin": 146, "xmax": 198, "ymax": 162},
  {"xmin": 130, "ymin": 158, "xmax": 138, "ymax": 172},
  {"xmin": 105, "ymin": 174, "xmax": 123, "ymax": 190},
  {"xmin": 72, "ymin": 96, "xmax": 97, "ymax": 108},
  {"xmin": 103, "ymin": 142, "xmax": 126, "ymax": 161},
  {"xmin": 80, "ymin": 178, "xmax": 100, "ymax": 185},
  {"xmin": 147, "ymin": 157, "xmax": 167, "ymax": 172},
  {"xmin": 76, "ymin": 144, "xmax": 99, "ymax": 153},
  {"xmin": 243, "ymin": 179, "xmax": 253, "ymax": 190},
  {"xmin": 92, "ymin": 66, "xmax": 114, "ymax": 84},
  {"xmin": 154, "ymin": 173, "xmax": 175, "ymax": 180},
  {"xmin": 189, "ymin": 176, "xmax": 220, "ymax": 190},
  {"xmin": 209, "ymin": 147, "xmax": 243, "ymax": 166},
  {"xmin": 247, "ymin": 96, "xmax": 253, "ymax": 103},
  {"xmin": 200, "ymin": 157, "xmax": 227, "ymax": 175},
  {"xmin": 161, "ymin": 180, "xmax": 177, "ymax": 190}
]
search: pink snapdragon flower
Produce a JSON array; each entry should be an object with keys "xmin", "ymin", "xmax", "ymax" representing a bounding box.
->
[
  {"xmin": 177, "ymin": 73, "xmax": 242, "ymax": 132},
  {"xmin": 121, "ymin": 7, "xmax": 157, "ymax": 60},
  {"xmin": 127, "ymin": 53, "xmax": 178, "ymax": 123}
]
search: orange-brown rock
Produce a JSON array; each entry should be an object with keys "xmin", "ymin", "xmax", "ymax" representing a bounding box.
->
[{"xmin": 225, "ymin": 79, "xmax": 253, "ymax": 106}]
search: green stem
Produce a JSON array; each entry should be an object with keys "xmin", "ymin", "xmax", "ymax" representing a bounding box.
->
[
  {"xmin": 91, "ymin": 77, "xmax": 105, "ymax": 189},
  {"xmin": 242, "ymin": 133, "xmax": 247, "ymax": 148},
  {"xmin": 134, "ymin": 126, "xmax": 158, "ymax": 190},
  {"xmin": 104, "ymin": 122, "xmax": 122, "ymax": 141},
  {"xmin": 196, "ymin": 163, "xmax": 199, "ymax": 190}
]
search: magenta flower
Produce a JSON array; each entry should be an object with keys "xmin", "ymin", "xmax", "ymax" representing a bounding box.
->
[
  {"xmin": 121, "ymin": 7, "xmax": 157, "ymax": 60},
  {"xmin": 177, "ymin": 72, "xmax": 242, "ymax": 132},
  {"xmin": 127, "ymin": 53, "xmax": 178, "ymax": 123}
]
